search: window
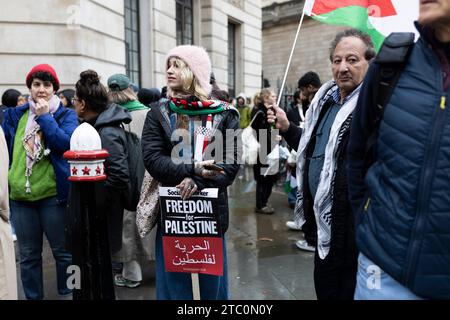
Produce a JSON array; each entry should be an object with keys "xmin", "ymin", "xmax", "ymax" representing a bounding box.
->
[
  {"xmin": 176, "ymin": 0, "xmax": 193, "ymax": 45},
  {"xmin": 228, "ymin": 23, "xmax": 237, "ymax": 99},
  {"xmin": 124, "ymin": 0, "xmax": 141, "ymax": 85}
]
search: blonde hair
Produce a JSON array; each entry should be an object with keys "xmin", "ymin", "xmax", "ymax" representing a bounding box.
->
[
  {"xmin": 260, "ymin": 88, "xmax": 275, "ymax": 106},
  {"xmin": 253, "ymin": 92, "xmax": 262, "ymax": 106},
  {"xmin": 167, "ymin": 57, "xmax": 209, "ymax": 101},
  {"xmin": 108, "ymin": 86, "xmax": 137, "ymax": 104}
]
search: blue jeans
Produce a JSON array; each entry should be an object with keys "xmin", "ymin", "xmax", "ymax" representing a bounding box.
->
[
  {"xmin": 11, "ymin": 196, "xmax": 72, "ymax": 300},
  {"xmin": 9, "ymin": 207, "xmax": 16, "ymax": 236},
  {"xmin": 354, "ymin": 253, "xmax": 423, "ymax": 300},
  {"xmin": 288, "ymin": 187, "xmax": 298, "ymax": 207},
  {"xmin": 155, "ymin": 227, "xmax": 229, "ymax": 300}
]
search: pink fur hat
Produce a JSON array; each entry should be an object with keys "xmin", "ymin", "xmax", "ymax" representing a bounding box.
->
[{"xmin": 166, "ymin": 45, "xmax": 212, "ymax": 95}]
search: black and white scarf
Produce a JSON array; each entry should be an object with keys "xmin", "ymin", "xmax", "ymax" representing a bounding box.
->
[{"xmin": 294, "ymin": 80, "xmax": 361, "ymax": 259}]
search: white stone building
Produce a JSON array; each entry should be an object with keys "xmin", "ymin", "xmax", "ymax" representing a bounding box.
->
[{"xmin": 0, "ymin": 0, "xmax": 263, "ymax": 99}]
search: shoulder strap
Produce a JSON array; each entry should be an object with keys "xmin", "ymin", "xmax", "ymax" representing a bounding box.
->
[
  {"xmin": 374, "ymin": 32, "xmax": 415, "ymax": 112},
  {"xmin": 364, "ymin": 32, "xmax": 415, "ymax": 166},
  {"xmin": 248, "ymin": 110, "xmax": 264, "ymax": 127},
  {"xmin": 54, "ymin": 108, "xmax": 69, "ymax": 125}
]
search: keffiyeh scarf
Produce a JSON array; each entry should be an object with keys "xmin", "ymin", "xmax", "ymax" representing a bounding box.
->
[{"xmin": 293, "ymin": 81, "xmax": 361, "ymax": 259}]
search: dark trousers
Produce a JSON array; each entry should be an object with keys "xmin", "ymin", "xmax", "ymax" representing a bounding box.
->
[
  {"xmin": 313, "ymin": 248, "xmax": 357, "ymax": 300},
  {"xmin": 303, "ymin": 205, "xmax": 317, "ymax": 246},
  {"xmin": 255, "ymin": 178, "xmax": 275, "ymax": 209}
]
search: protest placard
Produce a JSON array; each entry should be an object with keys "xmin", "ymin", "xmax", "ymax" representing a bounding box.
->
[{"xmin": 159, "ymin": 187, "xmax": 223, "ymax": 276}]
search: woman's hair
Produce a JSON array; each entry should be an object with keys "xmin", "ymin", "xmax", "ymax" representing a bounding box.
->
[
  {"xmin": 75, "ymin": 70, "xmax": 108, "ymax": 114},
  {"xmin": 259, "ymin": 88, "xmax": 274, "ymax": 106},
  {"xmin": 1, "ymin": 89, "xmax": 21, "ymax": 107},
  {"xmin": 167, "ymin": 57, "xmax": 209, "ymax": 101},
  {"xmin": 26, "ymin": 72, "xmax": 59, "ymax": 92},
  {"xmin": 253, "ymin": 92, "xmax": 261, "ymax": 107},
  {"xmin": 58, "ymin": 89, "xmax": 75, "ymax": 108},
  {"xmin": 108, "ymin": 86, "xmax": 137, "ymax": 105}
]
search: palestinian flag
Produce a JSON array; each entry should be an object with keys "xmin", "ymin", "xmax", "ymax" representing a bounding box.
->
[{"xmin": 304, "ymin": 0, "xmax": 419, "ymax": 50}]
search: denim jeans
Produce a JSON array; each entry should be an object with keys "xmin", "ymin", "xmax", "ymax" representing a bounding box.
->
[
  {"xmin": 288, "ymin": 187, "xmax": 298, "ymax": 207},
  {"xmin": 155, "ymin": 227, "xmax": 229, "ymax": 300},
  {"xmin": 10, "ymin": 196, "xmax": 72, "ymax": 300},
  {"xmin": 354, "ymin": 253, "xmax": 423, "ymax": 300}
]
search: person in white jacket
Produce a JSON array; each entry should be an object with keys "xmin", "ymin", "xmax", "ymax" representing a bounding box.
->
[{"xmin": 0, "ymin": 127, "xmax": 17, "ymax": 300}]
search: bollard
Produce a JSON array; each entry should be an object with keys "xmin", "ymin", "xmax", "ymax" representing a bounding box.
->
[{"xmin": 64, "ymin": 123, "xmax": 115, "ymax": 300}]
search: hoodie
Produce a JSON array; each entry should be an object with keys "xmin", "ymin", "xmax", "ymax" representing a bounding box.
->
[{"xmin": 94, "ymin": 104, "xmax": 132, "ymax": 190}]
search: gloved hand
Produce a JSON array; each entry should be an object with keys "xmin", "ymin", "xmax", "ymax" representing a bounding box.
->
[{"xmin": 194, "ymin": 160, "xmax": 225, "ymax": 179}]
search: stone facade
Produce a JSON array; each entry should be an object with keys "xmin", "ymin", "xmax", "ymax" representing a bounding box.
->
[
  {"xmin": 198, "ymin": 0, "xmax": 262, "ymax": 96},
  {"xmin": 263, "ymin": 0, "xmax": 346, "ymax": 99},
  {"xmin": 0, "ymin": 0, "xmax": 262, "ymax": 99},
  {"xmin": 0, "ymin": 0, "xmax": 126, "ymax": 94}
]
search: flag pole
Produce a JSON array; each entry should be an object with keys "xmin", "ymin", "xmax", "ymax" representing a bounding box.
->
[{"xmin": 276, "ymin": 3, "xmax": 308, "ymax": 107}]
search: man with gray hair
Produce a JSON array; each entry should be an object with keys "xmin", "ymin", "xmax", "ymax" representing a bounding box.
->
[{"xmin": 268, "ymin": 29, "xmax": 375, "ymax": 299}]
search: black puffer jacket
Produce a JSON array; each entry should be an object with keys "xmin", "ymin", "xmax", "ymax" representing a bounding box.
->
[
  {"xmin": 141, "ymin": 99, "xmax": 240, "ymax": 233},
  {"xmin": 94, "ymin": 103, "xmax": 132, "ymax": 253}
]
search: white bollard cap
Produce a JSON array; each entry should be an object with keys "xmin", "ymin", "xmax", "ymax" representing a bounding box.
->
[{"xmin": 70, "ymin": 123, "xmax": 102, "ymax": 151}]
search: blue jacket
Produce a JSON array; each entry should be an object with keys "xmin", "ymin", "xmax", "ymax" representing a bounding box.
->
[
  {"xmin": 1, "ymin": 103, "xmax": 79, "ymax": 202},
  {"xmin": 348, "ymin": 27, "xmax": 450, "ymax": 299}
]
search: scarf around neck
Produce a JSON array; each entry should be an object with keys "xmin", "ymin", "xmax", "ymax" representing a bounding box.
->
[
  {"xmin": 23, "ymin": 95, "xmax": 61, "ymax": 193},
  {"xmin": 169, "ymin": 96, "xmax": 231, "ymax": 116},
  {"xmin": 293, "ymin": 80, "xmax": 361, "ymax": 260},
  {"xmin": 121, "ymin": 100, "xmax": 148, "ymax": 112}
]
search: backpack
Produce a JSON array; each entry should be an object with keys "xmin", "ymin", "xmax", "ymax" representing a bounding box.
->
[
  {"xmin": 363, "ymin": 32, "xmax": 415, "ymax": 169},
  {"xmin": 123, "ymin": 124, "xmax": 145, "ymax": 211}
]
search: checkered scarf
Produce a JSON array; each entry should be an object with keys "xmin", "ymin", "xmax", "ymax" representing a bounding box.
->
[
  {"xmin": 293, "ymin": 81, "xmax": 361, "ymax": 259},
  {"xmin": 168, "ymin": 98, "xmax": 238, "ymax": 162},
  {"xmin": 169, "ymin": 97, "xmax": 237, "ymax": 116}
]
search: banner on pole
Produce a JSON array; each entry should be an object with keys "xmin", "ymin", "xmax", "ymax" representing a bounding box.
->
[{"xmin": 159, "ymin": 187, "xmax": 223, "ymax": 276}]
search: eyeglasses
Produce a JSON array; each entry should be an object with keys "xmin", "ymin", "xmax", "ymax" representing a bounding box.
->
[{"xmin": 71, "ymin": 98, "xmax": 81, "ymax": 104}]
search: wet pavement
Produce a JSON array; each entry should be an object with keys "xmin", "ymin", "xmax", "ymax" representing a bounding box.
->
[{"xmin": 15, "ymin": 167, "xmax": 316, "ymax": 300}]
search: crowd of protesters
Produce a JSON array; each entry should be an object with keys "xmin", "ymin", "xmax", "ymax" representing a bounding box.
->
[{"xmin": 0, "ymin": 0, "xmax": 449, "ymax": 301}]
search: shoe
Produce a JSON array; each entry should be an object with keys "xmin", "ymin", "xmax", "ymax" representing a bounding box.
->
[
  {"xmin": 286, "ymin": 221, "xmax": 302, "ymax": 231},
  {"xmin": 114, "ymin": 274, "xmax": 141, "ymax": 288},
  {"xmin": 255, "ymin": 206, "xmax": 275, "ymax": 214},
  {"xmin": 59, "ymin": 292, "xmax": 73, "ymax": 300},
  {"xmin": 295, "ymin": 239, "xmax": 315, "ymax": 252}
]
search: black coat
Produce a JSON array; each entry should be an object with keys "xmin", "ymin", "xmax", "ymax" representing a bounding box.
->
[
  {"xmin": 282, "ymin": 101, "xmax": 357, "ymax": 270},
  {"xmin": 141, "ymin": 100, "xmax": 240, "ymax": 233},
  {"xmin": 94, "ymin": 104, "xmax": 132, "ymax": 253},
  {"xmin": 251, "ymin": 104, "xmax": 278, "ymax": 181},
  {"xmin": 286, "ymin": 104, "xmax": 308, "ymax": 127}
]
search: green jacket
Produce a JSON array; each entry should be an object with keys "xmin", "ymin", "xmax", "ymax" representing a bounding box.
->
[{"xmin": 237, "ymin": 105, "xmax": 251, "ymax": 128}]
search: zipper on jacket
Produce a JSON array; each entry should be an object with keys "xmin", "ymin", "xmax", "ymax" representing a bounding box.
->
[
  {"xmin": 404, "ymin": 94, "xmax": 447, "ymax": 287},
  {"xmin": 364, "ymin": 197, "xmax": 371, "ymax": 211}
]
